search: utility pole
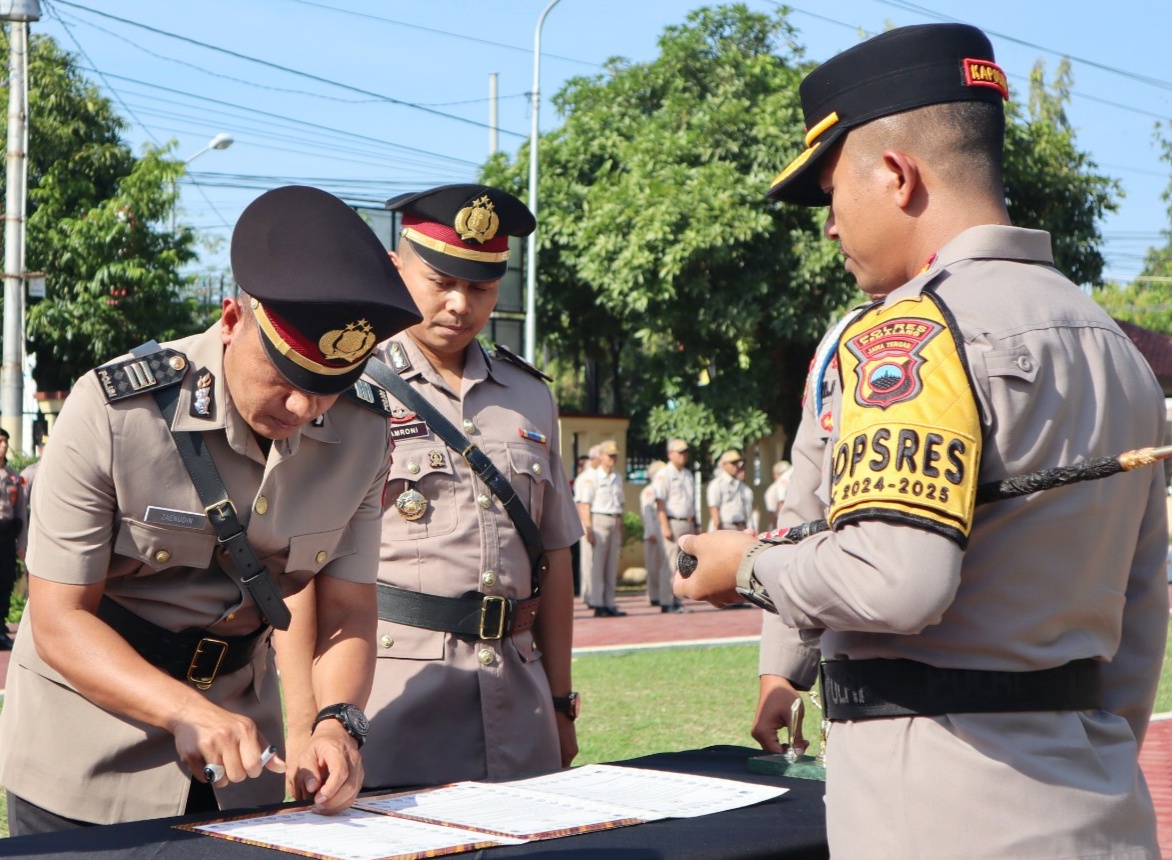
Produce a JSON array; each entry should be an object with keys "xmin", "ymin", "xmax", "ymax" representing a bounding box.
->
[
  {"xmin": 1, "ymin": 0, "xmax": 40, "ymax": 454},
  {"xmin": 524, "ymin": 0, "xmax": 564, "ymax": 364},
  {"xmin": 488, "ymin": 72, "xmax": 498, "ymax": 155}
]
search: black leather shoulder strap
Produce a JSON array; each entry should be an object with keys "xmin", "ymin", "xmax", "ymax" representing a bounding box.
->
[
  {"xmin": 363, "ymin": 355, "xmax": 547, "ymax": 593},
  {"xmin": 131, "ymin": 342, "xmax": 292, "ymax": 630}
]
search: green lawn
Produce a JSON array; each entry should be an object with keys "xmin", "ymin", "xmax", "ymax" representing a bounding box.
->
[{"xmin": 3, "ymin": 625, "xmax": 1172, "ymax": 839}]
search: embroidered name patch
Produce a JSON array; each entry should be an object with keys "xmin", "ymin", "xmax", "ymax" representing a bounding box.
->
[
  {"xmin": 963, "ymin": 58, "xmax": 1009, "ymax": 100},
  {"xmin": 390, "ymin": 422, "xmax": 428, "ymax": 441},
  {"xmin": 830, "ymin": 293, "xmax": 981, "ymax": 546}
]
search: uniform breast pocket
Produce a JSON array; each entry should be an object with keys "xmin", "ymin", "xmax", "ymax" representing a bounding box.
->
[
  {"xmin": 505, "ymin": 441, "xmax": 553, "ymax": 525},
  {"xmin": 980, "ymin": 345, "xmax": 1039, "ymax": 416},
  {"xmin": 287, "ymin": 527, "xmax": 355, "ymax": 574},
  {"xmin": 113, "ymin": 518, "xmax": 218, "ymax": 572},
  {"xmin": 382, "ymin": 443, "xmax": 458, "ymax": 540}
]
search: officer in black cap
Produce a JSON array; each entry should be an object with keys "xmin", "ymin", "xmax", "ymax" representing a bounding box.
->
[
  {"xmin": 676, "ymin": 24, "xmax": 1165, "ymax": 858},
  {"xmin": 0, "ymin": 186, "xmax": 421, "ymax": 834},
  {"xmin": 331, "ymin": 184, "xmax": 584, "ymax": 791}
]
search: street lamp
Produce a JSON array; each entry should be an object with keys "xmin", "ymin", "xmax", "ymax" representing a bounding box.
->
[
  {"xmin": 170, "ymin": 132, "xmax": 234, "ymax": 233},
  {"xmin": 1, "ymin": 0, "xmax": 41, "ymax": 454},
  {"xmin": 524, "ymin": 0, "xmax": 563, "ymax": 364}
]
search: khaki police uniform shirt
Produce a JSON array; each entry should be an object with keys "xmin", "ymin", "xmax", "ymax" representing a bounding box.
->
[
  {"xmin": 578, "ymin": 467, "xmax": 623, "ymax": 515},
  {"xmin": 653, "ymin": 462, "xmax": 694, "ymax": 520},
  {"xmin": 363, "ymin": 335, "xmax": 581, "ymax": 790},
  {"xmin": 706, "ymin": 469, "xmax": 753, "ymax": 527},
  {"xmin": 0, "ymin": 323, "xmax": 391, "ymax": 825},
  {"xmin": 755, "ymin": 226, "xmax": 1167, "ymax": 858}
]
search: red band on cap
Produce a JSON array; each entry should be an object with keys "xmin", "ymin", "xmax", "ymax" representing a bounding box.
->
[
  {"xmin": 402, "ymin": 214, "xmax": 510, "ymax": 255},
  {"xmin": 962, "ymin": 58, "xmax": 1009, "ymax": 100},
  {"xmin": 254, "ymin": 301, "xmax": 373, "ymax": 375}
]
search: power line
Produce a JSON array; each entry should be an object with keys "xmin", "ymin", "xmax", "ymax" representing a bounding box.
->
[{"xmin": 49, "ymin": 0, "xmax": 528, "ymax": 139}]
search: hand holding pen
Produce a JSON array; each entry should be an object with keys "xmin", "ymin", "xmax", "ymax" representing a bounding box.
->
[{"xmin": 204, "ymin": 743, "xmax": 280, "ymax": 784}]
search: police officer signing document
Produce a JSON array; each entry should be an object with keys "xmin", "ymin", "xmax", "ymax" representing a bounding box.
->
[
  {"xmin": 676, "ymin": 25, "xmax": 1167, "ymax": 859},
  {"xmin": 0, "ymin": 186, "xmax": 421, "ymax": 834}
]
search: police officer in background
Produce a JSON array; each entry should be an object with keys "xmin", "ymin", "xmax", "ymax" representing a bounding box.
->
[
  {"xmin": 640, "ymin": 460, "xmax": 667, "ymax": 608},
  {"xmin": 347, "ymin": 184, "xmax": 582, "ymax": 790},
  {"xmin": 577, "ymin": 440, "xmax": 626, "ymax": 617},
  {"xmin": 653, "ymin": 439, "xmax": 694, "ymax": 613},
  {"xmin": 572, "ymin": 444, "xmax": 601, "ymax": 607},
  {"xmin": 676, "ymin": 24, "xmax": 1166, "ymax": 858},
  {"xmin": 0, "ymin": 186, "xmax": 421, "ymax": 834},
  {"xmin": 706, "ymin": 448, "xmax": 754, "ymax": 531}
]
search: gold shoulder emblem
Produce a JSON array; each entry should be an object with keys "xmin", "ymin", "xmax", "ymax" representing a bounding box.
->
[
  {"xmin": 320, "ymin": 319, "xmax": 375, "ymax": 362},
  {"xmin": 454, "ymin": 195, "xmax": 500, "ymax": 244}
]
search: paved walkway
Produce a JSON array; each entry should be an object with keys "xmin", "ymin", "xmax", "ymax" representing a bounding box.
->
[{"xmin": 5, "ymin": 594, "xmax": 1172, "ymax": 855}]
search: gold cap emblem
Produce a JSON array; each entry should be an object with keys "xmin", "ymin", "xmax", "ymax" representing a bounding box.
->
[
  {"xmin": 454, "ymin": 195, "xmax": 500, "ymax": 244},
  {"xmin": 319, "ymin": 319, "xmax": 375, "ymax": 362}
]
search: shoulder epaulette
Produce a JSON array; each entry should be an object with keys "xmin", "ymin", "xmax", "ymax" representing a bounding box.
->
[
  {"xmin": 96, "ymin": 348, "xmax": 190, "ymax": 403},
  {"xmin": 344, "ymin": 378, "xmax": 396, "ymax": 417},
  {"xmin": 492, "ymin": 342, "xmax": 553, "ymax": 382}
]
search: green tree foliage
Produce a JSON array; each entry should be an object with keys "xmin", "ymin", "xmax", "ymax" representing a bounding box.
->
[
  {"xmin": 1093, "ymin": 124, "xmax": 1172, "ymax": 334},
  {"xmin": 1, "ymin": 33, "xmax": 199, "ymax": 392},
  {"xmin": 1004, "ymin": 59, "xmax": 1119, "ymax": 287},
  {"xmin": 484, "ymin": 6, "xmax": 1120, "ymax": 457},
  {"xmin": 483, "ymin": 5, "xmax": 854, "ymax": 459}
]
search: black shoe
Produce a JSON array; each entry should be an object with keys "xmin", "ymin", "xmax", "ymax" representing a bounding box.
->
[
  {"xmin": 593, "ymin": 608, "xmax": 610, "ymax": 618},
  {"xmin": 0, "ymin": 631, "xmax": 13, "ymax": 650},
  {"xmin": 661, "ymin": 605, "xmax": 687, "ymax": 614},
  {"xmin": 650, "ymin": 600, "xmax": 661, "ymax": 607},
  {"xmin": 606, "ymin": 607, "xmax": 627, "ymax": 617}
]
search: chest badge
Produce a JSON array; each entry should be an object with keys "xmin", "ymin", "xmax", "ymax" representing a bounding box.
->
[
  {"xmin": 191, "ymin": 370, "xmax": 214, "ymax": 418},
  {"xmin": 428, "ymin": 449, "xmax": 446, "ymax": 469},
  {"xmin": 395, "ymin": 487, "xmax": 428, "ymax": 521}
]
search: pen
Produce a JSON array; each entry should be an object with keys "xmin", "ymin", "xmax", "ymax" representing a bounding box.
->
[{"xmin": 203, "ymin": 744, "xmax": 277, "ymax": 784}]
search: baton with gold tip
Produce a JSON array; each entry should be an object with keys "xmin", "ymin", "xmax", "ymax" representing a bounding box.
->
[{"xmin": 677, "ymin": 444, "xmax": 1172, "ymax": 590}]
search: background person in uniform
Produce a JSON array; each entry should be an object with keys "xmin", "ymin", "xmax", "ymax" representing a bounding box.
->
[
  {"xmin": 640, "ymin": 460, "xmax": 667, "ymax": 608},
  {"xmin": 16, "ymin": 436, "xmax": 46, "ymax": 562},
  {"xmin": 572, "ymin": 445, "xmax": 601, "ymax": 607},
  {"xmin": 676, "ymin": 24, "xmax": 1166, "ymax": 858},
  {"xmin": 348, "ymin": 184, "xmax": 582, "ymax": 790},
  {"xmin": 762, "ymin": 460, "xmax": 793, "ymax": 531},
  {"xmin": 706, "ymin": 448, "xmax": 754, "ymax": 531},
  {"xmin": 569, "ymin": 454, "xmax": 591, "ymax": 596},
  {"xmin": 653, "ymin": 439, "xmax": 694, "ymax": 614},
  {"xmin": 0, "ymin": 428, "xmax": 22, "ymax": 650},
  {"xmin": 577, "ymin": 439, "xmax": 626, "ymax": 617},
  {"xmin": 0, "ymin": 186, "xmax": 421, "ymax": 835}
]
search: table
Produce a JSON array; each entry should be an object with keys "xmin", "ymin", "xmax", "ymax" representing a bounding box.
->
[{"xmin": 0, "ymin": 745, "xmax": 829, "ymax": 859}]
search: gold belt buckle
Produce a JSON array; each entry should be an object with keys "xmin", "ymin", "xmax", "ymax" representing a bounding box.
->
[
  {"xmin": 188, "ymin": 637, "xmax": 229, "ymax": 690},
  {"xmin": 479, "ymin": 595, "xmax": 508, "ymax": 640}
]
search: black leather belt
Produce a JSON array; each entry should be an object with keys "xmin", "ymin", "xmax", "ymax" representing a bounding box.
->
[
  {"xmin": 820, "ymin": 658, "xmax": 1102, "ymax": 721},
  {"xmin": 592, "ymin": 512, "xmax": 620, "ymax": 518},
  {"xmin": 668, "ymin": 516, "xmax": 694, "ymax": 522},
  {"xmin": 98, "ymin": 596, "xmax": 269, "ymax": 690},
  {"xmin": 376, "ymin": 583, "xmax": 541, "ymax": 641}
]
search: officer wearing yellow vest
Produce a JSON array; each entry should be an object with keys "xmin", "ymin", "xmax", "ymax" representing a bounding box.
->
[{"xmin": 675, "ymin": 24, "xmax": 1166, "ymax": 858}]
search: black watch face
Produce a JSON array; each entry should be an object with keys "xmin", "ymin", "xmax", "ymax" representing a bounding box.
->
[{"xmin": 343, "ymin": 705, "xmax": 370, "ymax": 736}]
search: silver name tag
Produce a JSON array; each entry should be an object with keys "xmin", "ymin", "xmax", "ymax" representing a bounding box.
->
[{"xmin": 144, "ymin": 506, "xmax": 208, "ymax": 531}]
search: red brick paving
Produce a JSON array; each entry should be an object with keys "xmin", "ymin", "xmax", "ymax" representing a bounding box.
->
[{"xmin": 7, "ymin": 601, "xmax": 1172, "ymax": 855}]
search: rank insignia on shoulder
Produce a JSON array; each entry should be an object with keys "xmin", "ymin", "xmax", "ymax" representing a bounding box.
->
[
  {"xmin": 492, "ymin": 342, "xmax": 553, "ymax": 382},
  {"xmin": 345, "ymin": 378, "xmax": 397, "ymax": 418},
  {"xmin": 97, "ymin": 349, "xmax": 189, "ymax": 402},
  {"xmin": 387, "ymin": 340, "xmax": 412, "ymax": 374},
  {"xmin": 190, "ymin": 370, "xmax": 214, "ymax": 418}
]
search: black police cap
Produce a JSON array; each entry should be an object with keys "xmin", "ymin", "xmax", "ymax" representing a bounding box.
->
[
  {"xmin": 387, "ymin": 184, "xmax": 535, "ymax": 282},
  {"xmin": 767, "ymin": 23, "xmax": 1008, "ymax": 206},
  {"xmin": 231, "ymin": 185, "xmax": 422, "ymax": 396}
]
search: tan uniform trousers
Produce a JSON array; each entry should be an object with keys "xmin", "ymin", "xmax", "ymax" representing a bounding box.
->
[
  {"xmin": 588, "ymin": 512, "xmax": 622, "ymax": 609},
  {"xmin": 659, "ymin": 518, "xmax": 695, "ymax": 607},
  {"xmin": 643, "ymin": 536, "xmax": 666, "ymax": 605}
]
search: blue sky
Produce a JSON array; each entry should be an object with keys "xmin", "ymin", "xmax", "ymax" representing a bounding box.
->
[{"xmin": 29, "ymin": 0, "xmax": 1172, "ymax": 285}]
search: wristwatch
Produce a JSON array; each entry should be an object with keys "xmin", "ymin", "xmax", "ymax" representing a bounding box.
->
[
  {"xmin": 552, "ymin": 691, "xmax": 581, "ymax": 721},
  {"xmin": 311, "ymin": 703, "xmax": 369, "ymax": 748},
  {"xmin": 735, "ymin": 541, "xmax": 779, "ymax": 613}
]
